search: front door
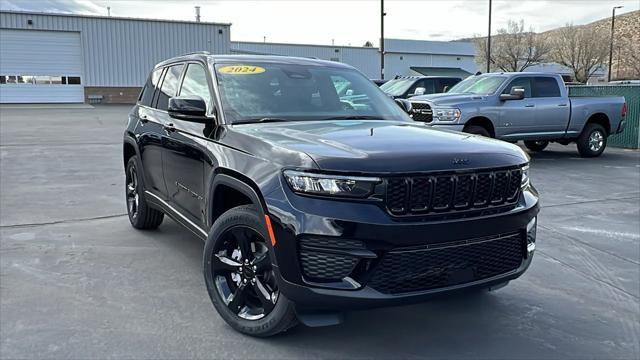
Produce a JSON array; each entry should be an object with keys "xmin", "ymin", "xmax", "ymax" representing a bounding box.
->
[
  {"xmin": 161, "ymin": 62, "xmax": 216, "ymax": 227},
  {"xmin": 497, "ymin": 76, "xmax": 535, "ymax": 138}
]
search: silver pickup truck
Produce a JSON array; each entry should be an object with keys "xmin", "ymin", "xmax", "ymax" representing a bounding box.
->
[{"xmin": 408, "ymin": 72, "xmax": 627, "ymax": 157}]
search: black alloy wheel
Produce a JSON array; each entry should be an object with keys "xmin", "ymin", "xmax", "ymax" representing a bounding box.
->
[{"xmin": 212, "ymin": 225, "xmax": 279, "ymax": 320}]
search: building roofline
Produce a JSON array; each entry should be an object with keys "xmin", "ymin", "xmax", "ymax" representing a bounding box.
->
[
  {"xmin": 0, "ymin": 9, "xmax": 232, "ymax": 26},
  {"xmin": 232, "ymin": 40, "xmax": 379, "ymax": 51}
]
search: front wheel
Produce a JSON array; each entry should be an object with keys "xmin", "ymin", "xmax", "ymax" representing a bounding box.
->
[
  {"xmin": 203, "ymin": 205, "xmax": 298, "ymax": 337},
  {"xmin": 463, "ymin": 125, "xmax": 491, "ymax": 137},
  {"xmin": 577, "ymin": 123, "xmax": 607, "ymax": 157},
  {"xmin": 524, "ymin": 140, "xmax": 549, "ymax": 152}
]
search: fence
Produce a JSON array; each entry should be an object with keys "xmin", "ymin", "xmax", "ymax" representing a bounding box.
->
[{"xmin": 568, "ymin": 85, "xmax": 640, "ymax": 149}]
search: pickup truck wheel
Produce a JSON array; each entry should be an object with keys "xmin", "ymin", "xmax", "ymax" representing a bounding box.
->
[
  {"xmin": 203, "ymin": 205, "xmax": 298, "ymax": 337},
  {"xmin": 463, "ymin": 125, "xmax": 491, "ymax": 137},
  {"xmin": 577, "ymin": 124, "xmax": 607, "ymax": 157},
  {"xmin": 125, "ymin": 157, "xmax": 164, "ymax": 229},
  {"xmin": 524, "ymin": 140, "xmax": 549, "ymax": 152}
]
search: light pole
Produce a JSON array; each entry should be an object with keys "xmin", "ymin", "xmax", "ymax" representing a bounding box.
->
[
  {"xmin": 487, "ymin": 0, "xmax": 492, "ymax": 73},
  {"xmin": 608, "ymin": 5, "xmax": 623, "ymax": 82},
  {"xmin": 380, "ymin": 0, "xmax": 386, "ymax": 79}
]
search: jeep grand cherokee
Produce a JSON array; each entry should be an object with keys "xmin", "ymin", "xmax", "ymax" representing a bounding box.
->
[{"xmin": 123, "ymin": 53, "xmax": 539, "ymax": 336}]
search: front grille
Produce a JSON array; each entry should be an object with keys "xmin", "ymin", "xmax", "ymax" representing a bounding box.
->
[
  {"xmin": 385, "ymin": 168, "xmax": 522, "ymax": 216},
  {"xmin": 368, "ymin": 232, "xmax": 525, "ymax": 294},
  {"xmin": 411, "ymin": 102, "xmax": 433, "ymax": 123}
]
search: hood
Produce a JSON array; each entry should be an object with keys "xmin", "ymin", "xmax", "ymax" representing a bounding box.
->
[
  {"xmin": 410, "ymin": 93, "xmax": 487, "ymax": 106},
  {"xmin": 231, "ymin": 120, "xmax": 528, "ymax": 173}
]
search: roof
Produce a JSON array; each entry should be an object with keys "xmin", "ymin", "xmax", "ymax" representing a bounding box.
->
[
  {"xmin": 384, "ymin": 39, "xmax": 475, "ymax": 56},
  {"xmin": 155, "ymin": 54, "xmax": 357, "ymax": 69},
  {"xmin": 410, "ymin": 67, "xmax": 471, "ymax": 77},
  {"xmin": 0, "ymin": 10, "xmax": 231, "ymax": 26},
  {"xmin": 232, "ymin": 41, "xmax": 379, "ymax": 51}
]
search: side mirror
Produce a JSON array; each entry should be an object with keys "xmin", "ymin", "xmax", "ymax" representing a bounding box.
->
[
  {"xmin": 499, "ymin": 86, "xmax": 525, "ymax": 101},
  {"xmin": 412, "ymin": 87, "xmax": 426, "ymax": 97},
  {"xmin": 168, "ymin": 96, "xmax": 210, "ymax": 123},
  {"xmin": 395, "ymin": 98, "xmax": 412, "ymax": 114}
]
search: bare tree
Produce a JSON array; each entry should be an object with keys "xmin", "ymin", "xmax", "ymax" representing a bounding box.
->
[
  {"xmin": 549, "ymin": 23, "xmax": 609, "ymax": 83},
  {"xmin": 617, "ymin": 37, "xmax": 640, "ymax": 79},
  {"xmin": 474, "ymin": 20, "xmax": 550, "ymax": 72}
]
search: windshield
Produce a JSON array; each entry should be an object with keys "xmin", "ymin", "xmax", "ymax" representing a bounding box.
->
[
  {"xmin": 379, "ymin": 78, "xmax": 414, "ymax": 96},
  {"xmin": 215, "ymin": 63, "xmax": 410, "ymax": 123},
  {"xmin": 446, "ymin": 75, "xmax": 507, "ymax": 95}
]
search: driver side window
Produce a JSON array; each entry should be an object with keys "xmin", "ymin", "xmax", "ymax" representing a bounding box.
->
[
  {"xmin": 503, "ymin": 77, "xmax": 532, "ymax": 98},
  {"xmin": 179, "ymin": 63, "xmax": 213, "ymax": 110}
]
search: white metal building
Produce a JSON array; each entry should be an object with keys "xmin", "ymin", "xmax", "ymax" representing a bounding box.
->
[
  {"xmin": 231, "ymin": 39, "xmax": 476, "ymax": 80},
  {"xmin": 0, "ymin": 11, "xmax": 230, "ymax": 103}
]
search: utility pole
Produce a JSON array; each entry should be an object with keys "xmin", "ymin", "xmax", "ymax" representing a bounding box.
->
[
  {"xmin": 195, "ymin": 6, "xmax": 201, "ymax": 22},
  {"xmin": 487, "ymin": 0, "xmax": 492, "ymax": 73},
  {"xmin": 380, "ymin": 0, "xmax": 385, "ymax": 79},
  {"xmin": 608, "ymin": 5, "xmax": 623, "ymax": 82},
  {"xmin": 107, "ymin": 6, "xmax": 111, "ymax": 16}
]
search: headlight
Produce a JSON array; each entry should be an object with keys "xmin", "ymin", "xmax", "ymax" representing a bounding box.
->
[
  {"xmin": 433, "ymin": 107, "xmax": 461, "ymax": 122},
  {"xmin": 284, "ymin": 170, "xmax": 380, "ymax": 198},
  {"xmin": 521, "ymin": 164, "xmax": 530, "ymax": 188}
]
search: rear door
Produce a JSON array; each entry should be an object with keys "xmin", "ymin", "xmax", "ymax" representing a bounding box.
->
[
  {"xmin": 136, "ymin": 67, "xmax": 169, "ymax": 198},
  {"xmin": 532, "ymin": 76, "xmax": 569, "ymax": 136},
  {"xmin": 498, "ymin": 76, "xmax": 535, "ymax": 137},
  {"xmin": 161, "ymin": 62, "xmax": 216, "ymax": 228}
]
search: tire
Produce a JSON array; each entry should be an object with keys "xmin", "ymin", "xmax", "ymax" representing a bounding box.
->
[
  {"xmin": 463, "ymin": 125, "xmax": 491, "ymax": 137},
  {"xmin": 577, "ymin": 123, "xmax": 607, "ymax": 157},
  {"xmin": 203, "ymin": 205, "xmax": 298, "ymax": 337},
  {"xmin": 125, "ymin": 156, "xmax": 164, "ymax": 229},
  {"xmin": 524, "ymin": 140, "xmax": 549, "ymax": 152}
]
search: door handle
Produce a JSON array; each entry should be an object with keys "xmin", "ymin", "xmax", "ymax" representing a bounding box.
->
[
  {"xmin": 163, "ymin": 122, "xmax": 176, "ymax": 132},
  {"xmin": 558, "ymin": 103, "xmax": 568, "ymax": 107},
  {"xmin": 525, "ymin": 104, "xmax": 535, "ymax": 108}
]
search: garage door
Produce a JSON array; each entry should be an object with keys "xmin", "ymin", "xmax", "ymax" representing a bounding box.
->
[{"xmin": 0, "ymin": 29, "xmax": 83, "ymax": 103}]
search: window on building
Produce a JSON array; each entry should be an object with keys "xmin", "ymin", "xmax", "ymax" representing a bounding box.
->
[
  {"xmin": 179, "ymin": 63, "xmax": 212, "ymax": 108},
  {"xmin": 156, "ymin": 64, "xmax": 184, "ymax": 111},
  {"xmin": 534, "ymin": 77, "xmax": 561, "ymax": 97}
]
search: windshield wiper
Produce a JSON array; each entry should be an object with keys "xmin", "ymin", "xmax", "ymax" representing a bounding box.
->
[
  {"xmin": 232, "ymin": 117, "xmax": 290, "ymax": 124},
  {"xmin": 322, "ymin": 115, "xmax": 384, "ymax": 120}
]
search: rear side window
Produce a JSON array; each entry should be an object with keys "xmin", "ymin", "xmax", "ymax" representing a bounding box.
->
[
  {"xmin": 503, "ymin": 77, "xmax": 532, "ymax": 98},
  {"xmin": 156, "ymin": 64, "xmax": 184, "ymax": 110},
  {"xmin": 139, "ymin": 68, "xmax": 163, "ymax": 106},
  {"xmin": 534, "ymin": 77, "xmax": 561, "ymax": 97}
]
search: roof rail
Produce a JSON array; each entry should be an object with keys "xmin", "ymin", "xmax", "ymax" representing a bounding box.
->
[{"xmin": 181, "ymin": 51, "xmax": 211, "ymax": 56}]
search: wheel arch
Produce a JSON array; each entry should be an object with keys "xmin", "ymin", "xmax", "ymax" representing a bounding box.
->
[
  {"xmin": 123, "ymin": 136, "xmax": 140, "ymax": 168},
  {"xmin": 585, "ymin": 112, "xmax": 611, "ymax": 135},
  {"xmin": 464, "ymin": 116, "xmax": 496, "ymax": 137},
  {"xmin": 207, "ymin": 170, "xmax": 269, "ymax": 229}
]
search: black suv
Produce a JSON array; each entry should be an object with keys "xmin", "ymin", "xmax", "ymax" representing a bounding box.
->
[
  {"xmin": 123, "ymin": 54, "xmax": 539, "ymax": 336},
  {"xmin": 380, "ymin": 75, "xmax": 461, "ymax": 99}
]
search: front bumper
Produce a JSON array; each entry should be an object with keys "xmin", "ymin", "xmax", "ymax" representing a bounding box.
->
[{"xmin": 264, "ymin": 184, "xmax": 539, "ymax": 310}]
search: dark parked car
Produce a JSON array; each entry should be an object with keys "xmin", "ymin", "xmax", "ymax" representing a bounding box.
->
[
  {"xmin": 380, "ymin": 75, "xmax": 461, "ymax": 99},
  {"xmin": 123, "ymin": 54, "xmax": 539, "ymax": 336}
]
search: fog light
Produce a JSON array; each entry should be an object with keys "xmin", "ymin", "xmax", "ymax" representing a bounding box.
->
[{"xmin": 526, "ymin": 217, "xmax": 537, "ymax": 253}]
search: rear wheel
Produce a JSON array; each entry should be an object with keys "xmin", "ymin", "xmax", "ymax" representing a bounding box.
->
[
  {"xmin": 524, "ymin": 140, "xmax": 549, "ymax": 152},
  {"xmin": 463, "ymin": 125, "xmax": 491, "ymax": 137},
  {"xmin": 577, "ymin": 123, "xmax": 607, "ymax": 157},
  {"xmin": 125, "ymin": 157, "xmax": 164, "ymax": 229},
  {"xmin": 203, "ymin": 205, "xmax": 298, "ymax": 337}
]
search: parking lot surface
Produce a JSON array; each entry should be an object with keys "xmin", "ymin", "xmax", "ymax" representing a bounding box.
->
[{"xmin": 1, "ymin": 105, "xmax": 639, "ymax": 359}]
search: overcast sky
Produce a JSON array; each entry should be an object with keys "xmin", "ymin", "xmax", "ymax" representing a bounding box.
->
[{"xmin": 1, "ymin": 0, "xmax": 638, "ymax": 46}]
